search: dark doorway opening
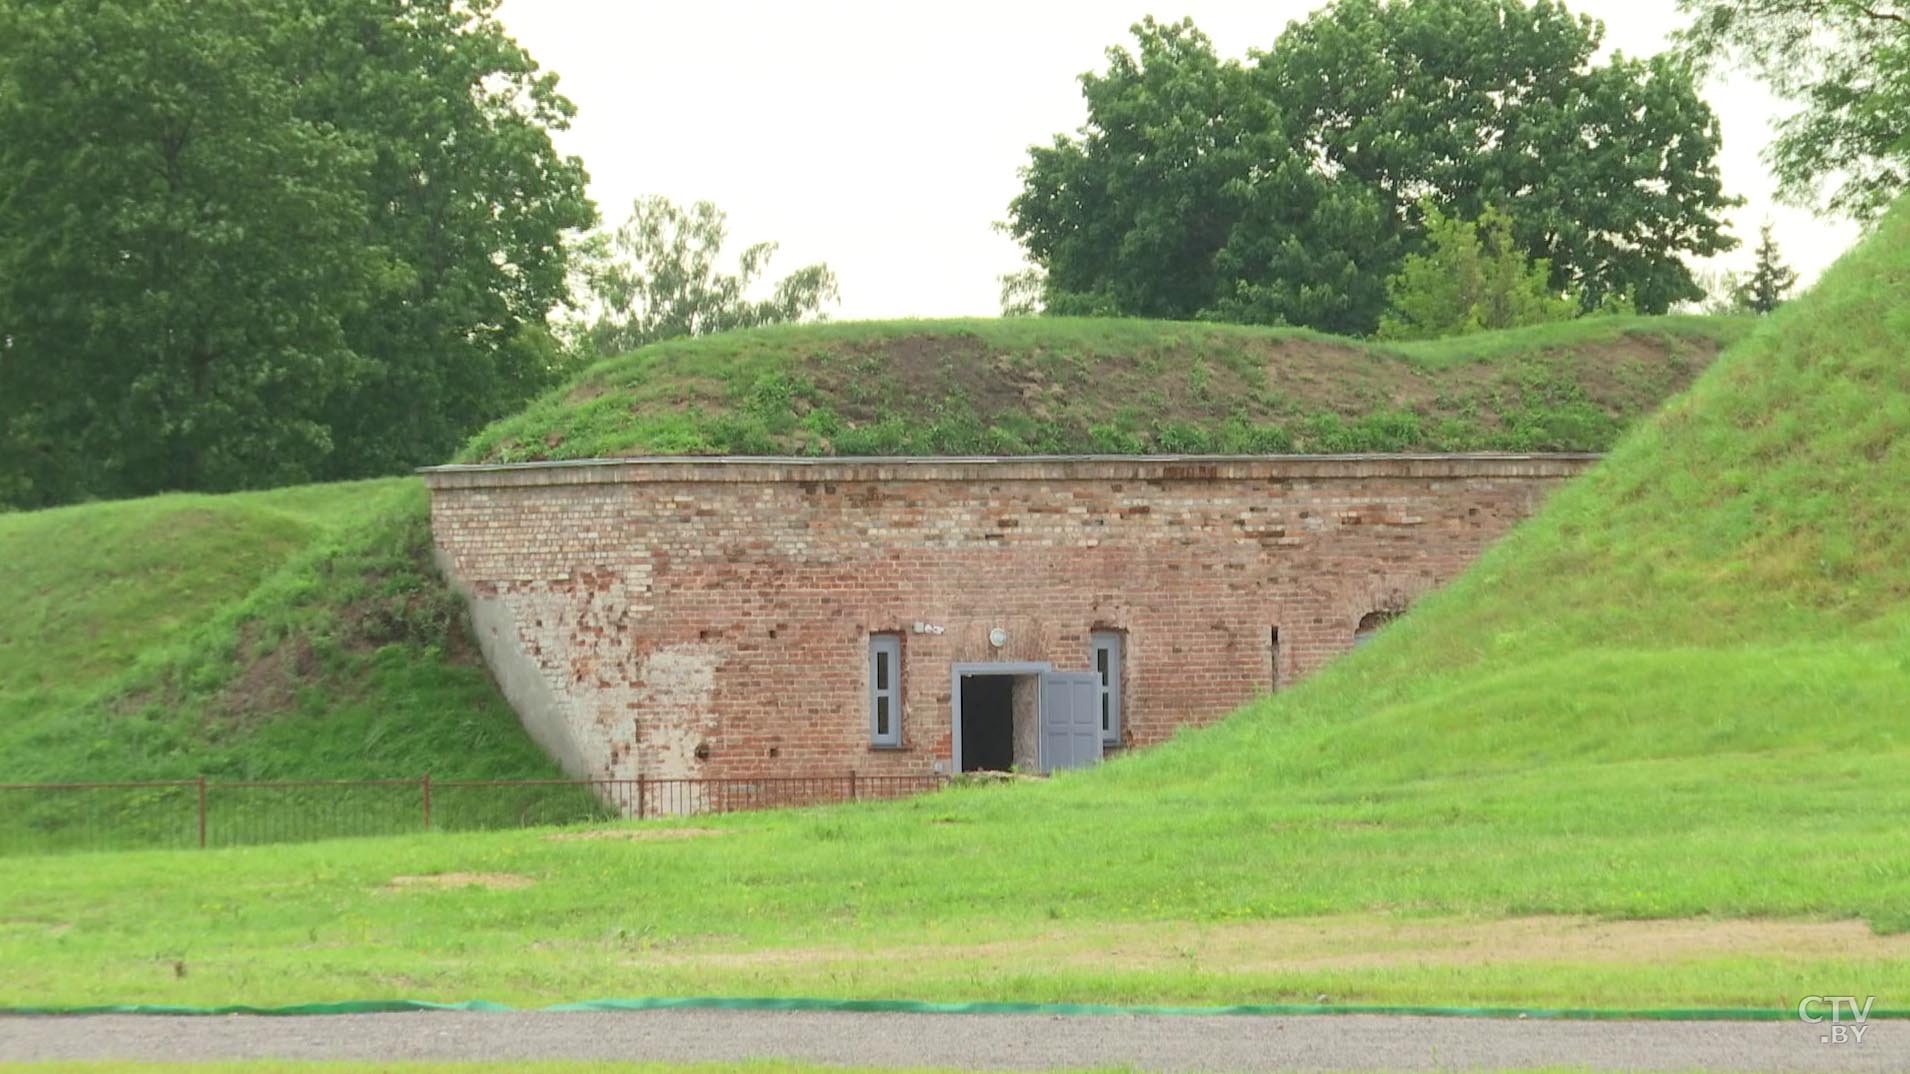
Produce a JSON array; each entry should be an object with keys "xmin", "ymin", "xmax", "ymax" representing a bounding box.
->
[{"xmin": 960, "ymin": 674, "xmax": 1016, "ymax": 772}]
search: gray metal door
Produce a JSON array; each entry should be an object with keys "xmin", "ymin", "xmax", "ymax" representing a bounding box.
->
[{"xmin": 1039, "ymin": 671, "xmax": 1104, "ymax": 773}]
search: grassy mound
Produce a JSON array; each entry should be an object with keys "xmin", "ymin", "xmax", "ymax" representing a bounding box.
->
[
  {"xmin": 2, "ymin": 207, "xmax": 1904, "ymax": 1009},
  {"xmin": 462, "ymin": 314, "xmax": 1746, "ymax": 463},
  {"xmin": 0, "ymin": 481, "xmax": 560, "ymax": 789}
]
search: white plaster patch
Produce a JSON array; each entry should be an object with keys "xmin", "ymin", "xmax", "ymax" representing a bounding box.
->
[{"xmin": 633, "ymin": 644, "xmax": 723, "ymax": 782}]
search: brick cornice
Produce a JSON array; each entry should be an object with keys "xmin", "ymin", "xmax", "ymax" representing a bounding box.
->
[{"xmin": 419, "ymin": 453, "xmax": 1602, "ymax": 490}]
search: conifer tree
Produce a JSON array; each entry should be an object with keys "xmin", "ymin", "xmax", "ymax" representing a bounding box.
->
[{"xmin": 1736, "ymin": 224, "xmax": 1800, "ymax": 314}]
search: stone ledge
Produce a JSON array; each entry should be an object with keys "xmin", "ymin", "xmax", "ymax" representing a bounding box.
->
[{"xmin": 419, "ymin": 453, "xmax": 1603, "ymax": 490}]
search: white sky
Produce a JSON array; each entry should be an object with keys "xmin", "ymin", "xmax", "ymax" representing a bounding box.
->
[{"xmin": 498, "ymin": 0, "xmax": 1864, "ymax": 320}]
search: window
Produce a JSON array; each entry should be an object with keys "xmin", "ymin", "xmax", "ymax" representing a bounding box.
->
[
  {"xmin": 868, "ymin": 633, "xmax": 902, "ymax": 747},
  {"xmin": 1091, "ymin": 631, "xmax": 1122, "ymax": 745}
]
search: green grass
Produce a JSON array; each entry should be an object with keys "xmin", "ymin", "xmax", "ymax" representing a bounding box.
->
[
  {"xmin": 460, "ymin": 314, "xmax": 1748, "ymax": 463},
  {"xmin": 0, "ymin": 482, "xmax": 378, "ymax": 700},
  {"xmin": 3, "ymin": 203, "xmax": 1900, "ymax": 1010},
  {"xmin": 0, "ymin": 480, "xmax": 569, "ymax": 850},
  {"xmin": 1, "ymin": 213, "xmax": 1901, "ymax": 1012}
]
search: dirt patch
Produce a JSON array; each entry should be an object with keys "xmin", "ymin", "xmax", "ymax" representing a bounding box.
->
[
  {"xmin": 644, "ymin": 914, "xmax": 1910, "ymax": 973},
  {"xmin": 1551, "ymin": 332, "xmax": 1712, "ymax": 409},
  {"xmin": 1255, "ymin": 338, "xmax": 1457, "ymax": 415},
  {"xmin": 380, "ymin": 872, "xmax": 534, "ymax": 892},
  {"xmin": 0, "ymin": 918, "xmax": 72, "ymax": 936},
  {"xmin": 816, "ymin": 333, "xmax": 1028, "ymax": 422},
  {"xmin": 214, "ymin": 622, "xmax": 318, "ymax": 727},
  {"xmin": 544, "ymin": 826, "xmax": 723, "ymax": 843},
  {"xmin": 563, "ymin": 379, "xmax": 612, "ymax": 406},
  {"xmin": 808, "ymin": 329, "xmax": 1725, "ymax": 435}
]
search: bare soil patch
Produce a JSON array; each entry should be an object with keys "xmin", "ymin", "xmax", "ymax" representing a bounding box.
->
[
  {"xmin": 807, "ymin": 329, "xmax": 1725, "ymax": 434},
  {"xmin": 647, "ymin": 914, "xmax": 1910, "ymax": 973},
  {"xmin": 380, "ymin": 872, "xmax": 533, "ymax": 892},
  {"xmin": 544, "ymin": 826, "xmax": 723, "ymax": 843},
  {"xmin": 214, "ymin": 623, "xmax": 317, "ymax": 726},
  {"xmin": 820, "ymin": 333, "xmax": 1027, "ymax": 422}
]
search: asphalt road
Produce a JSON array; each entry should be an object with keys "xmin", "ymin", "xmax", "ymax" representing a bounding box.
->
[{"xmin": 0, "ymin": 1010, "xmax": 1904, "ymax": 1071}]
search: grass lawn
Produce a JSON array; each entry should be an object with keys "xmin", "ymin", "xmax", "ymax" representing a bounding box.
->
[
  {"xmin": 0, "ymin": 479, "xmax": 568, "ymax": 851},
  {"xmin": 1, "ymin": 737, "xmax": 1904, "ymax": 1010},
  {"xmin": 462, "ymin": 314, "xmax": 1745, "ymax": 463},
  {"xmin": 11, "ymin": 202, "xmax": 1910, "ymax": 1009},
  {"xmin": 3, "ymin": 207, "xmax": 1906, "ymax": 1013}
]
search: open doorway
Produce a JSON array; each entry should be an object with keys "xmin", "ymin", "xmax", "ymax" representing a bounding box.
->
[{"xmin": 959, "ymin": 675, "xmax": 1016, "ymax": 772}]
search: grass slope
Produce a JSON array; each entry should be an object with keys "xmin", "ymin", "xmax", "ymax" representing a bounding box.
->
[
  {"xmin": 462, "ymin": 314, "xmax": 1746, "ymax": 463},
  {"xmin": 2, "ymin": 205, "xmax": 1905, "ymax": 1010},
  {"xmin": 0, "ymin": 480, "xmax": 561, "ymax": 792}
]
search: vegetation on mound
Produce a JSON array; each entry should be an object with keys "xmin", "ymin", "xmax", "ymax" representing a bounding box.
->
[
  {"xmin": 461, "ymin": 315, "xmax": 1747, "ymax": 464},
  {"xmin": 6, "ymin": 203, "xmax": 1903, "ymax": 1010},
  {"xmin": 0, "ymin": 481, "xmax": 559, "ymax": 789}
]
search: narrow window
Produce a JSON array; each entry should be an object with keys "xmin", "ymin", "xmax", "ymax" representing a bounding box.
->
[
  {"xmin": 1091, "ymin": 631, "xmax": 1122, "ymax": 746},
  {"xmin": 869, "ymin": 633, "xmax": 902, "ymax": 747},
  {"xmin": 1269, "ymin": 627, "xmax": 1281, "ymax": 691}
]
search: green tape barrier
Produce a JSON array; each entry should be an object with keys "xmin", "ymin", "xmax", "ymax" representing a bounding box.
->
[{"xmin": 4, "ymin": 996, "xmax": 1905, "ymax": 1020}]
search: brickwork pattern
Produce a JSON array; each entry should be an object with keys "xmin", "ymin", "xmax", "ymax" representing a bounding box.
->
[{"xmin": 423, "ymin": 456, "xmax": 1594, "ymax": 783}]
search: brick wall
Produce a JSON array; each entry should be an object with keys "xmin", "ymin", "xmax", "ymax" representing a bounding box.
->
[{"xmin": 423, "ymin": 454, "xmax": 1594, "ymax": 784}]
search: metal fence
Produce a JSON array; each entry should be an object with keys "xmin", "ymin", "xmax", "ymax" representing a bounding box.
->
[{"xmin": 0, "ymin": 773, "xmax": 948, "ymax": 857}]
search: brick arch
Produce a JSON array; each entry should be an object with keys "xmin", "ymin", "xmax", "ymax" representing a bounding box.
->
[{"xmin": 1338, "ymin": 573, "xmax": 1441, "ymax": 636}]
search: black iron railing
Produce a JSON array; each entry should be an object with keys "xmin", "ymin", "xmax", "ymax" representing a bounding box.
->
[{"xmin": 0, "ymin": 772, "xmax": 949, "ymax": 857}]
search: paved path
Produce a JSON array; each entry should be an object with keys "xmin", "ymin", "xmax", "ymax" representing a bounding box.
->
[{"xmin": 1, "ymin": 1010, "xmax": 1905, "ymax": 1071}]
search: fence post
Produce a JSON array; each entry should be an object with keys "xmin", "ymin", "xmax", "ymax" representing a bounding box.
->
[
  {"xmin": 636, "ymin": 776, "xmax": 647, "ymax": 820},
  {"xmin": 421, "ymin": 773, "xmax": 432, "ymax": 830},
  {"xmin": 849, "ymin": 770, "xmax": 857, "ymax": 802},
  {"xmin": 196, "ymin": 775, "xmax": 207, "ymax": 849}
]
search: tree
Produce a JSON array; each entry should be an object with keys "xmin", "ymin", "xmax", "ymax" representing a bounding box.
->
[
  {"xmin": 302, "ymin": 0, "xmax": 594, "ymax": 481},
  {"xmin": 1007, "ymin": 18, "xmax": 1397, "ymax": 334},
  {"xmin": 1380, "ymin": 205, "xmax": 1578, "ymax": 339},
  {"xmin": 1007, "ymin": 2, "xmax": 1739, "ymax": 334},
  {"xmin": 0, "ymin": 0, "xmax": 591, "ymax": 508},
  {"xmin": 1735, "ymin": 224, "xmax": 1800, "ymax": 313},
  {"xmin": 1260, "ymin": 0, "xmax": 1738, "ymax": 313},
  {"xmin": 0, "ymin": 0, "xmax": 371, "ymax": 506},
  {"xmin": 1677, "ymin": 0, "xmax": 1910, "ymax": 221},
  {"xmin": 1687, "ymin": 267, "xmax": 1753, "ymax": 315},
  {"xmin": 997, "ymin": 267, "xmax": 1046, "ymax": 317},
  {"xmin": 569, "ymin": 197, "xmax": 839, "ymax": 360}
]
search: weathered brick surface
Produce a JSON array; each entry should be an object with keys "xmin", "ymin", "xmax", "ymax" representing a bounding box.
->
[{"xmin": 422, "ymin": 455, "xmax": 1594, "ymax": 783}]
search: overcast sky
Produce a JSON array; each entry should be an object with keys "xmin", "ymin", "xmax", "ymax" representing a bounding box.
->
[{"xmin": 497, "ymin": 0, "xmax": 1863, "ymax": 321}]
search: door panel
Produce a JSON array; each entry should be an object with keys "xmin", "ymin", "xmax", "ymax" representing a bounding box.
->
[{"xmin": 1039, "ymin": 671, "xmax": 1104, "ymax": 773}]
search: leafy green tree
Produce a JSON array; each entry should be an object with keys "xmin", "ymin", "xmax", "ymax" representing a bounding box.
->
[
  {"xmin": 1260, "ymin": 0, "xmax": 1737, "ymax": 313},
  {"xmin": 0, "ymin": 0, "xmax": 371, "ymax": 506},
  {"xmin": 1380, "ymin": 205, "xmax": 1578, "ymax": 339},
  {"xmin": 997, "ymin": 267, "xmax": 1046, "ymax": 318},
  {"xmin": 0, "ymin": 0, "xmax": 591, "ymax": 508},
  {"xmin": 304, "ymin": 0, "xmax": 594, "ymax": 481},
  {"xmin": 1007, "ymin": 18, "xmax": 1396, "ymax": 334},
  {"xmin": 1734, "ymin": 223, "xmax": 1800, "ymax": 313},
  {"xmin": 1008, "ymin": 2, "xmax": 1739, "ymax": 334},
  {"xmin": 569, "ymin": 197, "xmax": 839, "ymax": 359},
  {"xmin": 1677, "ymin": 0, "xmax": 1910, "ymax": 221}
]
